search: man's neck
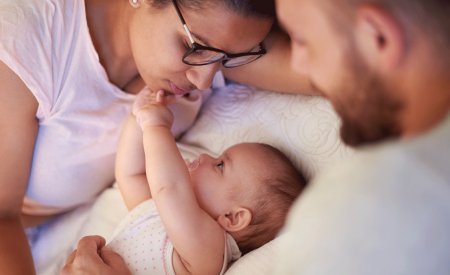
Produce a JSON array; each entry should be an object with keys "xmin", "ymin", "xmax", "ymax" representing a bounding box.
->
[
  {"xmin": 401, "ymin": 70, "xmax": 450, "ymax": 139},
  {"xmin": 388, "ymin": 33, "xmax": 450, "ymax": 139}
]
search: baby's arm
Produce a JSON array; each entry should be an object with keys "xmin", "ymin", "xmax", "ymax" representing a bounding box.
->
[
  {"xmin": 135, "ymin": 90, "xmax": 225, "ymax": 275},
  {"xmin": 115, "ymin": 112, "xmax": 151, "ymax": 210}
]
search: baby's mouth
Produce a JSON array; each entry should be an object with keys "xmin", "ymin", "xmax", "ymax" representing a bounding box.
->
[{"xmin": 186, "ymin": 158, "xmax": 199, "ymax": 172}]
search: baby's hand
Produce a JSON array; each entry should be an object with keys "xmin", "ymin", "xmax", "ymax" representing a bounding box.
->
[{"xmin": 132, "ymin": 88, "xmax": 174, "ymax": 130}]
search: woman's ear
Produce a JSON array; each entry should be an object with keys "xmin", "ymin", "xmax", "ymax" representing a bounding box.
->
[
  {"xmin": 354, "ymin": 3, "xmax": 407, "ymax": 72},
  {"xmin": 217, "ymin": 207, "xmax": 252, "ymax": 232}
]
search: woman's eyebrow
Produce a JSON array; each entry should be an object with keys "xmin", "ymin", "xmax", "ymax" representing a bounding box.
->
[{"xmin": 190, "ymin": 31, "xmax": 213, "ymax": 47}]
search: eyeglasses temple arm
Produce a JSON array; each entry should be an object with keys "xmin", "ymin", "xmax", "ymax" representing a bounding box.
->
[
  {"xmin": 183, "ymin": 25, "xmax": 195, "ymax": 44},
  {"xmin": 172, "ymin": 0, "xmax": 195, "ymax": 44}
]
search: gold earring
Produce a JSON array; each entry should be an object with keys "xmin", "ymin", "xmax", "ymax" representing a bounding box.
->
[{"xmin": 129, "ymin": 0, "xmax": 140, "ymax": 8}]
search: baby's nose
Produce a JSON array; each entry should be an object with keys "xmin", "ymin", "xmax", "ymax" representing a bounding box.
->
[{"xmin": 198, "ymin": 153, "xmax": 213, "ymax": 164}]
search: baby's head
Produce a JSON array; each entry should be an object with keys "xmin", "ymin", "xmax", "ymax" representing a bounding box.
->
[{"xmin": 187, "ymin": 142, "xmax": 307, "ymax": 254}]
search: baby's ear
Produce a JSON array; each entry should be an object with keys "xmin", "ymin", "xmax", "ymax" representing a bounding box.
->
[{"xmin": 217, "ymin": 207, "xmax": 252, "ymax": 232}]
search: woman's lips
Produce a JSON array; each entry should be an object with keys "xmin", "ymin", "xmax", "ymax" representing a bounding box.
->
[{"xmin": 169, "ymin": 81, "xmax": 190, "ymax": 96}]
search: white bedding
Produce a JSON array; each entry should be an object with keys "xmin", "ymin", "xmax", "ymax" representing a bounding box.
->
[{"xmin": 33, "ymin": 82, "xmax": 353, "ymax": 274}]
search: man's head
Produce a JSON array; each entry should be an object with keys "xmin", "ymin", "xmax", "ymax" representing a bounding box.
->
[
  {"xmin": 277, "ymin": 0, "xmax": 450, "ymax": 146},
  {"xmin": 187, "ymin": 142, "xmax": 306, "ymax": 254}
]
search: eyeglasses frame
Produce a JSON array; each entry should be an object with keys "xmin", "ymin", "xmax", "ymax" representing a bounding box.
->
[{"xmin": 172, "ymin": 0, "xmax": 267, "ymax": 68}]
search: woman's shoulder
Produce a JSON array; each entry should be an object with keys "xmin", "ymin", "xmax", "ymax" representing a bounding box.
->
[
  {"xmin": 0, "ymin": 0, "xmax": 45, "ymax": 34},
  {"xmin": 0, "ymin": 0, "xmax": 89, "ymax": 119},
  {"xmin": 0, "ymin": 0, "xmax": 83, "ymax": 38}
]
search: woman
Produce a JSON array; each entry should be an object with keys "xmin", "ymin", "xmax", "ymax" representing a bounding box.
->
[{"xmin": 0, "ymin": 0, "xmax": 309, "ymax": 273}]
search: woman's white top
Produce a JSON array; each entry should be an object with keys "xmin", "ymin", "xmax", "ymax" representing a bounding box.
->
[
  {"xmin": 0, "ymin": 0, "xmax": 213, "ymax": 215},
  {"xmin": 107, "ymin": 200, "xmax": 241, "ymax": 275}
]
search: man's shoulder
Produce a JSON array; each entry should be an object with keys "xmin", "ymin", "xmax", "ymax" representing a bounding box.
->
[
  {"xmin": 279, "ymin": 134, "xmax": 450, "ymax": 275},
  {"xmin": 317, "ymin": 132, "xmax": 449, "ymax": 190},
  {"xmin": 304, "ymin": 137, "xmax": 450, "ymax": 219}
]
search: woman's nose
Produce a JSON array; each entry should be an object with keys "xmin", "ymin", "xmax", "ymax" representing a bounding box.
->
[{"xmin": 186, "ymin": 62, "xmax": 221, "ymax": 90}]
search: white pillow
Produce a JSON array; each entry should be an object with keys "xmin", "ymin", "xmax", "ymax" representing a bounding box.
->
[{"xmin": 180, "ymin": 83, "xmax": 352, "ymax": 180}]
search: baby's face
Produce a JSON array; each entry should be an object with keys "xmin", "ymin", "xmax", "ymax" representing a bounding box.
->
[{"xmin": 186, "ymin": 143, "xmax": 270, "ymax": 218}]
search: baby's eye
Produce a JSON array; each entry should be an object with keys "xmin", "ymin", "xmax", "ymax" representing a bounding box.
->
[{"xmin": 216, "ymin": 160, "xmax": 224, "ymax": 170}]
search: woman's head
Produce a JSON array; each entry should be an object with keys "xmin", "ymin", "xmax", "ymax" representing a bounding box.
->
[{"xmin": 127, "ymin": 0, "xmax": 274, "ymax": 95}]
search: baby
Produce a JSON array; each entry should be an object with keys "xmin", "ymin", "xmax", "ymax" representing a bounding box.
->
[{"xmin": 107, "ymin": 89, "xmax": 307, "ymax": 275}]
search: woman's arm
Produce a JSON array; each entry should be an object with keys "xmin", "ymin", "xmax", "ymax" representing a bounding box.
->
[
  {"xmin": 0, "ymin": 61, "xmax": 39, "ymax": 274},
  {"xmin": 223, "ymin": 30, "xmax": 317, "ymax": 95}
]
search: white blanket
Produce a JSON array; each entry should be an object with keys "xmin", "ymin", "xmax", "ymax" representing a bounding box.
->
[{"xmin": 34, "ymin": 82, "xmax": 353, "ymax": 274}]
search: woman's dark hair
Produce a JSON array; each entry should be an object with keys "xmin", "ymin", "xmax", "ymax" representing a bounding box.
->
[
  {"xmin": 147, "ymin": 0, "xmax": 275, "ymax": 19},
  {"xmin": 221, "ymin": 0, "xmax": 275, "ymax": 18}
]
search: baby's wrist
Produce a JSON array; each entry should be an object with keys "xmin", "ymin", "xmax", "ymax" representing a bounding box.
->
[
  {"xmin": 140, "ymin": 123, "xmax": 171, "ymax": 134},
  {"xmin": 135, "ymin": 111, "xmax": 172, "ymax": 130}
]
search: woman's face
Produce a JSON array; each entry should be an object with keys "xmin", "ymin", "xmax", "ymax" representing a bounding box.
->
[{"xmin": 128, "ymin": 2, "xmax": 273, "ymax": 95}]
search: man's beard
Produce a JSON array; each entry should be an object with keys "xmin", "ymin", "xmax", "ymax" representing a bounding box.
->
[{"xmin": 311, "ymin": 50, "xmax": 404, "ymax": 147}]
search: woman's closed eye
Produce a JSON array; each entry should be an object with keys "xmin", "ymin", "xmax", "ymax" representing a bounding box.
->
[{"xmin": 183, "ymin": 40, "xmax": 191, "ymax": 50}]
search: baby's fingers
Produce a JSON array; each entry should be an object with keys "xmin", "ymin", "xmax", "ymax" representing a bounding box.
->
[
  {"xmin": 156, "ymin": 90, "xmax": 176, "ymax": 105},
  {"xmin": 156, "ymin": 90, "xmax": 165, "ymax": 103},
  {"xmin": 133, "ymin": 87, "xmax": 155, "ymax": 115}
]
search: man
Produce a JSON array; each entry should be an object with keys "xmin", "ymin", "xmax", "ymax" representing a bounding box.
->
[{"xmin": 275, "ymin": 0, "xmax": 450, "ymax": 274}]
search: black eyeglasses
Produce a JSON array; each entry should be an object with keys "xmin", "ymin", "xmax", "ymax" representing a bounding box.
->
[{"xmin": 172, "ymin": 0, "xmax": 266, "ymax": 68}]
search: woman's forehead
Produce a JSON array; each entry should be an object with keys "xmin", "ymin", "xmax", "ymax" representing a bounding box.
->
[{"xmin": 179, "ymin": 4, "xmax": 273, "ymax": 52}]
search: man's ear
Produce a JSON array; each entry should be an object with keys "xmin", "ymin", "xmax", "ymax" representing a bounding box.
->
[
  {"xmin": 354, "ymin": 3, "xmax": 406, "ymax": 71},
  {"xmin": 217, "ymin": 207, "xmax": 252, "ymax": 232}
]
